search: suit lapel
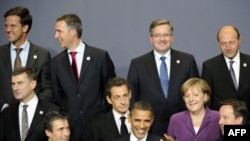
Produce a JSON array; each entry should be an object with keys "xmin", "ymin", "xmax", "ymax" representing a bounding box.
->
[
  {"xmin": 13, "ymin": 103, "xmax": 22, "ymax": 140},
  {"xmin": 238, "ymin": 53, "xmax": 248, "ymax": 91},
  {"xmin": 106, "ymin": 112, "xmax": 121, "ymax": 136},
  {"xmin": 217, "ymin": 55, "xmax": 237, "ymax": 89},
  {"xmin": 2, "ymin": 44, "xmax": 12, "ymax": 76},
  {"xmin": 26, "ymin": 100, "xmax": 46, "ymax": 138},
  {"xmin": 78, "ymin": 45, "xmax": 91, "ymax": 83},
  {"xmin": 26, "ymin": 43, "xmax": 37, "ymax": 68}
]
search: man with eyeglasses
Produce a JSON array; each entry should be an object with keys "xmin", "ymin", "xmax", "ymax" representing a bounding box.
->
[
  {"xmin": 201, "ymin": 25, "xmax": 250, "ymax": 116},
  {"xmin": 127, "ymin": 18, "xmax": 199, "ymax": 136}
]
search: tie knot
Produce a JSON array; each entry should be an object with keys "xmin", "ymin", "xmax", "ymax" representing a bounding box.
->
[
  {"xmin": 70, "ymin": 51, "xmax": 77, "ymax": 56},
  {"xmin": 160, "ymin": 56, "xmax": 166, "ymax": 61},
  {"xmin": 15, "ymin": 48, "xmax": 22, "ymax": 54},
  {"xmin": 120, "ymin": 116, "xmax": 126, "ymax": 123},
  {"xmin": 230, "ymin": 60, "xmax": 234, "ymax": 65},
  {"xmin": 23, "ymin": 105, "xmax": 28, "ymax": 110}
]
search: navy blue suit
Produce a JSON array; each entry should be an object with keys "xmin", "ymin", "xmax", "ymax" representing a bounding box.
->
[{"xmin": 127, "ymin": 49, "xmax": 199, "ymax": 135}]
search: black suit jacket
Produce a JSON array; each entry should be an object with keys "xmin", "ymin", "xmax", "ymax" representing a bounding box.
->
[
  {"xmin": 115, "ymin": 133, "xmax": 163, "ymax": 141},
  {"xmin": 201, "ymin": 53, "xmax": 250, "ymax": 111},
  {"xmin": 0, "ymin": 99, "xmax": 59, "ymax": 141},
  {"xmin": 90, "ymin": 111, "xmax": 123, "ymax": 141},
  {"xmin": 51, "ymin": 43, "xmax": 116, "ymax": 141},
  {"xmin": 127, "ymin": 49, "xmax": 199, "ymax": 135},
  {"xmin": 0, "ymin": 42, "xmax": 52, "ymax": 108}
]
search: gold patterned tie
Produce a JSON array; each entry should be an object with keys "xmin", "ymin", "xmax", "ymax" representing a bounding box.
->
[{"xmin": 14, "ymin": 48, "xmax": 22, "ymax": 69}]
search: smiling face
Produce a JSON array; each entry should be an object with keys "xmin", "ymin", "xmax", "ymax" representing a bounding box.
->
[
  {"xmin": 183, "ymin": 86, "xmax": 207, "ymax": 114},
  {"xmin": 149, "ymin": 24, "xmax": 173, "ymax": 55},
  {"xmin": 217, "ymin": 26, "xmax": 241, "ymax": 59},
  {"xmin": 5, "ymin": 15, "xmax": 28, "ymax": 47},
  {"xmin": 54, "ymin": 20, "xmax": 77, "ymax": 50},
  {"xmin": 219, "ymin": 105, "xmax": 243, "ymax": 135},
  {"xmin": 128, "ymin": 109, "xmax": 154, "ymax": 139}
]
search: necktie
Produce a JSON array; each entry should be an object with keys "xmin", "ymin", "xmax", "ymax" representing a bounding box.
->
[
  {"xmin": 70, "ymin": 51, "xmax": 79, "ymax": 82},
  {"xmin": 14, "ymin": 48, "xmax": 22, "ymax": 69},
  {"xmin": 160, "ymin": 56, "xmax": 169, "ymax": 98},
  {"xmin": 229, "ymin": 60, "xmax": 237, "ymax": 89},
  {"xmin": 120, "ymin": 116, "xmax": 128, "ymax": 136},
  {"xmin": 22, "ymin": 105, "xmax": 29, "ymax": 141}
]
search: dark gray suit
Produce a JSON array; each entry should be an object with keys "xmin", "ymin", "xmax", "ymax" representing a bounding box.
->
[
  {"xmin": 51, "ymin": 43, "xmax": 116, "ymax": 141},
  {"xmin": 90, "ymin": 111, "xmax": 123, "ymax": 141},
  {"xmin": 127, "ymin": 49, "xmax": 199, "ymax": 135},
  {"xmin": 0, "ymin": 99, "xmax": 59, "ymax": 141},
  {"xmin": 201, "ymin": 53, "xmax": 250, "ymax": 112},
  {"xmin": 0, "ymin": 42, "xmax": 52, "ymax": 109},
  {"xmin": 115, "ymin": 133, "xmax": 163, "ymax": 141}
]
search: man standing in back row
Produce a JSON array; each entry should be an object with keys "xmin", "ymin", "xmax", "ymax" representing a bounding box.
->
[
  {"xmin": 0, "ymin": 6, "xmax": 52, "ymax": 113},
  {"xmin": 51, "ymin": 13, "xmax": 116, "ymax": 141},
  {"xmin": 127, "ymin": 18, "xmax": 199, "ymax": 136},
  {"xmin": 201, "ymin": 25, "xmax": 250, "ymax": 115}
]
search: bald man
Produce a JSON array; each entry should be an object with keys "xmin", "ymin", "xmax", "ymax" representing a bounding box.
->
[{"xmin": 201, "ymin": 25, "xmax": 250, "ymax": 118}]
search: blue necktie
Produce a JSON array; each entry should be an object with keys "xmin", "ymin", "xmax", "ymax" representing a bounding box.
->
[{"xmin": 160, "ymin": 56, "xmax": 169, "ymax": 98}]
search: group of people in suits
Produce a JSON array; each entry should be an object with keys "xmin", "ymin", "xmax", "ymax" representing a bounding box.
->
[{"xmin": 1, "ymin": 5, "xmax": 250, "ymax": 141}]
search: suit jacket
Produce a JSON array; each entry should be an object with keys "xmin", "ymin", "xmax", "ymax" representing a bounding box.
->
[
  {"xmin": 90, "ymin": 111, "xmax": 123, "ymax": 141},
  {"xmin": 127, "ymin": 49, "xmax": 199, "ymax": 135},
  {"xmin": 167, "ymin": 107, "xmax": 221, "ymax": 141},
  {"xmin": 0, "ymin": 42, "xmax": 53, "ymax": 109},
  {"xmin": 115, "ymin": 133, "xmax": 162, "ymax": 141},
  {"xmin": 201, "ymin": 53, "xmax": 250, "ymax": 112},
  {"xmin": 51, "ymin": 43, "xmax": 116, "ymax": 141},
  {"xmin": 0, "ymin": 99, "xmax": 59, "ymax": 141}
]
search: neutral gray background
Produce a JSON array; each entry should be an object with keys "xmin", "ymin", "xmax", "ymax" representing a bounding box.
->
[{"xmin": 1, "ymin": 0, "xmax": 249, "ymax": 77}]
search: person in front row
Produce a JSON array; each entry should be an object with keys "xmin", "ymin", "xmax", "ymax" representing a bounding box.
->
[
  {"xmin": 115, "ymin": 101, "xmax": 167, "ymax": 141},
  {"xmin": 216, "ymin": 99, "xmax": 249, "ymax": 141},
  {"xmin": 90, "ymin": 77, "xmax": 131, "ymax": 141},
  {"xmin": 44, "ymin": 111, "xmax": 70, "ymax": 141},
  {"xmin": 167, "ymin": 78, "xmax": 221, "ymax": 141},
  {"xmin": 0, "ymin": 67, "xmax": 59, "ymax": 141}
]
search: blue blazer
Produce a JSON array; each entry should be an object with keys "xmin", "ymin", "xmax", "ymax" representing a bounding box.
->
[{"xmin": 167, "ymin": 107, "xmax": 221, "ymax": 141}]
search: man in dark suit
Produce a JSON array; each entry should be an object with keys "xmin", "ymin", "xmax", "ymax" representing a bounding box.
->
[
  {"xmin": 44, "ymin": 111, "xmax": 70, "ymax": 141},
  {"xmin": 51, "ymin": 13, "xmax": 116, "ymax": 141},
  {"xmin": 90, "ymin": 77, "xmax": 131, "ymax": 141},
  {"xmin": 0, "ymin": 6, "xmax": 52, "ymax": 112},
  {"xmin": 115, "ymin": 101, "xmax": 164, "ymax": 141},
  {"xmin": 201, "ymin": 25, "xmax": 250, "ymax": 113},
  {"xmin": 127, "ymin": 18, "xmax": 199, "ymax": 136},
  {"xmin": 0, "ymin": 67, "xmax": 59, "ymax": 141}
]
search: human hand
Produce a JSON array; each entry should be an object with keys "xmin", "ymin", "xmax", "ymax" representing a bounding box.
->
[{"xmin": 160, "ymin": 133, "xmax": 175, "ymax": 141}]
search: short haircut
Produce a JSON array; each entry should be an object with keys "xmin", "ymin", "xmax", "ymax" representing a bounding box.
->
[
  {"xmin": 130, "ymin": 101, "xmax": 153, "ymax": 117},
  {"xmin": 149, "ymin": 18, "xmax": 173, "ymax": 35},
  {"xmin": 56, "ymin": 13, "xmax": 82, "ymax": 38},
  {"xmin": 4, "ymin": 6, "xmax": 32, "ymax": 33},
  {"xmin": 181, "ymin": 78, "xmax": 211, "ymax": 103},
  {"xmin": 220, "ymin": 99, "xmax": 249, "ymax": 125},
  {"xmin": 44, "ymin": 111, "xmax": 69, "ymax": 132},
  {"xmin": 105, "ymin": 77, "xmax": 130, "ymax": 98},
  {"xmin": 12, "ymin": 67, "xmax": 36, "ymax": 81}
]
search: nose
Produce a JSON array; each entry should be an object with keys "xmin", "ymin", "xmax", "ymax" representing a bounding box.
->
[
  {"xmin": 139, "ymin": 121, "xmax": 145, "ymax": 128},
  {"xmin": 64, "ymin": 129, "xmax": 70, "ymax": 136}
]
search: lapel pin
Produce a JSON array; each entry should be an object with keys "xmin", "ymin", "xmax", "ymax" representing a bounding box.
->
[
  {"xmin": 243, "ymin": 63, "xmax": 247, "ymax": 67},
  {"xmin": 86, "ymin": 56, "xmax": 91, "ymax": 61},
  {"xmin": 39, "ymin": 111, "xmax": 43, "ymax": 115},
  {"xmin": 33, "ymin": 55, "xmax": 37, "ymax": 59},
  {"xmin": 176, "ymin": 60, "xmax": 180, "ymax": 64}
]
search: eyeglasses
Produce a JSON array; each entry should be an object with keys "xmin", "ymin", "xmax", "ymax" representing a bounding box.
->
[{"xmin": 151, "ymin": 33, "xmax": 172, "ymax": 38}]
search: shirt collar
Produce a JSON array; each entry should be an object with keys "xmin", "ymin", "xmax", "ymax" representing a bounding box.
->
[
  {"xmin": 224, "ymin": 50, "xmax": 240, "ymax": 63},
  {"xmin": 130, "ymin": 131, "xmax": 148, "ymax": 141},
  {"xmin": 112, "ymin": 108, "xmax": 130, "ymax": 122},
  {"xmin": 67, "ymin": 41, "xmax": 85, "ymax": 54},
  {"xmin": 154, "ymin": 49, "xmax": 171, "ymax": 60},
  {"xmin": 11, "ymin": 39, "xmax": 29, "ymax": 51},
  {"xmin": 20, "ymin": 95, "xmax": 38, "ymax": 108}
]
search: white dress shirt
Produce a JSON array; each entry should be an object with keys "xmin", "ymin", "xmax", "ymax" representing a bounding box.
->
[{"xmin": 112, "ymin": 109, "xmax": 131, "ymax": 134}]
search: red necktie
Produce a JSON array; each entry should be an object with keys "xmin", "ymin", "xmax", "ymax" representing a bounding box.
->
[{"xmin": 70, "ymin": 51, "xmax": 78, "ymax": 82}]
